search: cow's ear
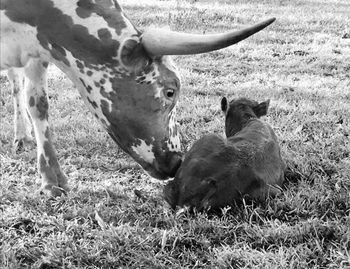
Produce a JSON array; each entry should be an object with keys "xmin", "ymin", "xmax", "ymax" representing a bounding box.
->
[
  {"xmin": 221, "ymin": 97, "xmax": 228, "ymax": 114},
  {"xmin": 120, "ymin": 38, "xmax": 149, "ymax": 72},
  {"xmin": 254, "ymin": 100, "xmax": 270, "ymax": 117}
]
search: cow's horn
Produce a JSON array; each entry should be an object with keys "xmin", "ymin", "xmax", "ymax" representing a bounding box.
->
[{"xmin": 141, "ymin": 18, "xmax": 275, "ymax": 56}]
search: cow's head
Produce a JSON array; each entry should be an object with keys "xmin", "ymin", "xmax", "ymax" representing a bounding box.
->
[{"xmin": 103, "ymin": 52, "xmax": 183, "ymax": 179}]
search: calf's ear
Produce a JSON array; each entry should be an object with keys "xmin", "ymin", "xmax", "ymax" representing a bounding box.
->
[
  {"xmin": 221, "ymin": 97, "xmax": 228, "ymax": 114},
  {"xmin": 254, "ymin": 99, "xmax": 270, "ymax": 117}
]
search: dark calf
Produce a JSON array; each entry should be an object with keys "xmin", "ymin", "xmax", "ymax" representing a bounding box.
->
[{"xmin": 164, "ymin": 97, "xmax": 285, "ymax": 211}]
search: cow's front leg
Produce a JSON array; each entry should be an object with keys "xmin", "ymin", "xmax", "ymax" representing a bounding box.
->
[
  {"xmin": 7, "ymin": 68, "xmax": 33, "ymax": 153},
  {"xmin": 24, "ymin": 59, "xmax": 69, "ymax": 196}
]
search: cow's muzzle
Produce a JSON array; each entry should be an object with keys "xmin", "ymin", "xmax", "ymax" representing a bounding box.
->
[{"xmin": 144, "ymin": 151, "xmax": 182, "ymax": 179}]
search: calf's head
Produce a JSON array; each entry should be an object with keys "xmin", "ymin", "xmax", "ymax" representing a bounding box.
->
[{"xmin": 221, "ymin": 97, "xmax": 270, "ymax": 137}]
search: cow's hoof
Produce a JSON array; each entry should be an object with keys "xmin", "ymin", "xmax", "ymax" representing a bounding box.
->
[
  {"xmin": 59, "ymin": 183, "xmax": 70, "ymax": 193},
  {"xmin": 39, "ymin": 185, "xmax": 67, "ymax": 197},
  {"xmin": 13, "ymin": 137, "xmax": 34, "ymax": 154},
  {"xmin": 13, "ymin": 139, "xmax": 25, "ymax": 153},
  {"xmin": 56, "ymin": 173, "xmax": 69, "ymax": 193}
]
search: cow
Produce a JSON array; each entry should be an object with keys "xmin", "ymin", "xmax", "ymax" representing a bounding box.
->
[
  {"xmin": 164, "ymin": 97, "xmax": 286, "ymax": 211},
  {"xmin": 0, "ymin": 0, "xmax": 275, "ymax": 196}
]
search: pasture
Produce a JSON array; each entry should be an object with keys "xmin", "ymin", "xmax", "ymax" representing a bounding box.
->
[{"xmin": 1, "ymin": 0, "xmax": 349, "ymax": 267}]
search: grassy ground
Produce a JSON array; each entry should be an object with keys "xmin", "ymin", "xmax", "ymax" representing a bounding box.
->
[{"xmin": 1, "ymin": 0, "xmax": 350, "ymax": 268}]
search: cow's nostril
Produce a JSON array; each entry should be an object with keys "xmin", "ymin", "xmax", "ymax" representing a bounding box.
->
[{"xmin": 148, "ymin": 152, "xmax": 182, "ymax": 179}]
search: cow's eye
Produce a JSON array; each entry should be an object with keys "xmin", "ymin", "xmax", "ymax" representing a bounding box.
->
[{"xmin": 165, "ymin": 88, "xmax": 175, "ymax": 99}]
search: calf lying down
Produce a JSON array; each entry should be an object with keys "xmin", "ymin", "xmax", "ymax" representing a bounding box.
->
[{"xmin": 164, "ymin": 97, "xmax": 286, "ymax": 211}]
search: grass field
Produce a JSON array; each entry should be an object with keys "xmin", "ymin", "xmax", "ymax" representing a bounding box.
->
[{"xmin": 1, "ymin": 0, "xmax": 350, "ymax": 268}]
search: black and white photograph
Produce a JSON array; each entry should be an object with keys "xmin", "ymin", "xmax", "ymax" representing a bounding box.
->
[{"xmin": 0, "ymin": 0, "xmax": 349, "ymax": 268}]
